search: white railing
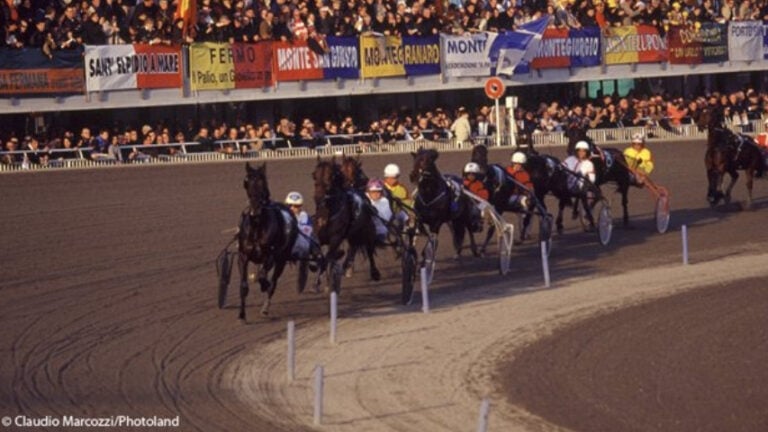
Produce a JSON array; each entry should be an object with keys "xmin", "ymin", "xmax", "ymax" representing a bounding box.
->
[{"xmin": 2, "ymin": 120, "xmax": 764, "ymax": 173}]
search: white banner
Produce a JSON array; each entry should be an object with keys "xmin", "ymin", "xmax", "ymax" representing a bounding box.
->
[
  {"xmin": 440, "ymin": 33, "xmax": 498, "ymax": 77},
  {"xmin": 85, "ymin": 45, "xmax": 138, "ymax": 92},
  {"xmin": 728, "ymin": 21, "xmax": 763, "ymax": 61}
]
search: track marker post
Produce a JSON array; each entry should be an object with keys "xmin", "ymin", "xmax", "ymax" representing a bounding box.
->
[
  {"xmin": 476, "ymin": 398, "xmax": 491, "ymax": 432},
  {"xmin": 286, "ymin": 321, "xmax": 295, "ymax": 381},
  {"xmin": 682, "ymin": 224, "xmax": 689, "ymax": 265},
  {"xmin": 540, "ymin": 241, "xmax": 551, "ymax": 288},
  {"xmin": 313, "ymin": 364, "xmax": 324, "ymax": 425},
  {"xmin": 330, "ymin": 291, "xmax": 338, "ymax": 344},
  {"xmin": 420, "ymin": 267, "xmax": 430, "ymax": 313}
]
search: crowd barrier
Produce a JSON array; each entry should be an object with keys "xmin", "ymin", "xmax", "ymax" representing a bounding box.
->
[{"xmin": 1, "ymin": 120, "xmax": 764, "ymax": 173}]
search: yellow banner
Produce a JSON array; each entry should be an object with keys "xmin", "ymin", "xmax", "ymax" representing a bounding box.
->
[
  {"xmin": 359, "ymin": 36, "xmax": 406, "ymax": 79},
  {"xmin": 604, "ymin": 26, "xmax": 639, "ymax": 65},
  {"xmin": 189, "ymin": 42, "xmax": 235, "ymax": 90}
]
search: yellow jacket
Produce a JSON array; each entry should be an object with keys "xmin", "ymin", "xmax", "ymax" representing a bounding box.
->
[
  {"xmin": 624, "ymin": 146, "xmax": 654, "ymax": 175},
  {"xmin": 385, "ymin": 182, "xmax": 413, "ymax": 208}
]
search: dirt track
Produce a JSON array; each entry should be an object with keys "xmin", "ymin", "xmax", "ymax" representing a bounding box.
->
[{"xmin": 1, "ymin": 140, "xmax": 767, "ymax": 431}]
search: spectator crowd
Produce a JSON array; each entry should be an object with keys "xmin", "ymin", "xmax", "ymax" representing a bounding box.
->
[
  {"xmin": 3, "ymin": 88, "xmax": 767, "ymax": 166},
  {"xmin": 3, "ymin": 0, "xmax": 768, "ymax": 54}
]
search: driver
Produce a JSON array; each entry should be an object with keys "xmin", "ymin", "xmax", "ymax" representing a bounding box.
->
[
  {"xmin": 383, "ymin": 163, "xmax": 412, "ymax": 228},
  {"xmin": 366, "ymin": 178, "xmax": 393, "ymax": 243},
  {"xmin": 563, "ymin": 141, "xmax": 596, "ymax": 193},
  {"xmin": 285, "ymin": 191, "xmax": 312, "ymax": 259},
  {"xmin": 506, "ymin": 152, "xmax": 532, "ymax": 211},
  {"xmin": 462, "ymin": 162, "xmax": 487, "ymax": 233},
  {"xmin": 623, "ymin": 133, "xmax": 654, "ymax": 185}
]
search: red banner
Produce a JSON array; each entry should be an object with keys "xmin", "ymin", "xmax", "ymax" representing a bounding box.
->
[
  {"xmin": 232, "ymin": 42, "xmax": 273, "ymax": 88},
  {"xmin": 135, "ymin": 44, "xmax": 183, "ymax": 88},
  {"xmin": 531, "ymin": 28, "xmax": 570, "ymax": 69},
  {"xmin": 272, "ymin": 41, "xmax": 324, "ymax": 82},
  {"xmin": 0, "ymin": 68, "xmax": 84, "ymax": 94}
]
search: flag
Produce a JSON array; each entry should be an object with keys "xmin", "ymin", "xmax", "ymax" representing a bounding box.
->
[
  {"xmin": 175, "ymin": 0, "xmax": 197, "ymax": 38},
  {"xmin": 491, "ymin": 16, "xmax": 549, "ymax": 76}
]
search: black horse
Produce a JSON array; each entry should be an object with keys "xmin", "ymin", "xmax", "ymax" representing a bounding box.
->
[
  {"xmin": 698, "ymin": 107, "xmax": 765, "ymax": 208},
  {"xmin": 410, "ymin": 148, "xmax": 479, "ymax": 258},
  {"xmin": 470, "ymin": 144, "xmax": 539, "ymax": 250},
  {"xmin": 567, "ymin": 131, "xmax": 634, "ymax": 227},
  {"xmin": 340, "ymin": 155, "xmax": 369, "ymax": 191},
  {"xmin": 237, "ymin": 163, "xmax": 298, "ymax": 320},
  {"xmin": 523, "ymin": 152, "xmax": 601, "ymax": 234},
  {"xmin": 313, "ymin": 158, "xmax": 380, "ymax": 291}
]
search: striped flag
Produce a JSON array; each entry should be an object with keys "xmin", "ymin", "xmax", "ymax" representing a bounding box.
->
[{"xmin": 491, "ymin": 16, "xmax": 549, "ymax": 76}]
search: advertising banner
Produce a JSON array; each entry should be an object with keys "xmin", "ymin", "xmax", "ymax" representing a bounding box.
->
[
  {"xmin": 321, "ymin": 37, "xmax": 360, "ymax": 79},
  {"xmin": 189, "ymin": 42, "xmax": 272, "ymax": 90},
  {"xmin": 0, "ymin": 48, "xmax": 84, "ymax": 94},
  {"xmin": 530, "ymin": 27, "xmax": 600, "ymax": 69},
  {"xmin": 728, "ymin": 21, "xmax": 762, "ymax": 61},
  {"xmin": 604, "ymin": 25, "xmax": 666, "ymax": 65},
  {"xmin": 701, "ymin": 23, "xmax": 728, "ymax": 63},
  {"xmin": 440, "ymin": 32, "xmax": 498, "ymax": 77},
  {"xmin": 359, "ymin": 35, "xmax": 406, "ymax": 78},
  {"xmin": 272, "ymin": 40, "xmax": 323, "ymax": 82},
  {"xmin": 402, "ymin": 35, "xmax": 440, "ymax": 76},
  {"xmin": 85, "ymin": 44, "xmax": 182, "ymax": 91}
]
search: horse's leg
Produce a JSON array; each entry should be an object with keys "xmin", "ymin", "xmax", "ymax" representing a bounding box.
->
[
  {"xmin": 238, "ymin": 252, "xmax": 249, "ymax": 321},
  {"xmin": 262, "ymin": 259, "xmax": 286, "ymax": 316},
  {"xmin": 450, "ymin": 219, "xmax": 466, "ymax": 259},
  {"xmin": 556, "ymin": 199, "xmax": 566, "ymax": 235},
  {"xmin": 745, "ymin": 169, "xmax": 754, "ymax": 209},
  {"xmin": 481, "ymin": 223, "xmax": 495, "ymax": 255},
  {"xmin": 724, "ymin": 169, "xmax": 738, "ymax": 204},
  {"xmin": 582, "ymin": 195, "xmax": 596, "ymax": 231},
  {"xmin": 367, "ymin": 241, "xmax": 381, "ymax": 281},
  {"xmin": 621, "ymin": 183, "xmax": 630, "ymax": 227},
  {"xmin": 343, "ymin": 244, "xmax": 356, "ymax": 278}
]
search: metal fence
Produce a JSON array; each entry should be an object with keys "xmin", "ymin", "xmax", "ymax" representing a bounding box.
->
[{"xmin": 1, "ymin": 120, "xmax": 764, "ymax": 174}]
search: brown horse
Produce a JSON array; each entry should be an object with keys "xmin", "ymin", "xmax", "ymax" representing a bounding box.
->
[
  {"xmin": 697, "ymin": 107, "xmax": 765, "ymax": 208},
  {"xmin": 340, "ymin": 155, "xmax": 369, "ymax": 191}
]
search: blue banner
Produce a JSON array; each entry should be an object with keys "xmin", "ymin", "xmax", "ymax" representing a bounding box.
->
[
  {"xmin": 321, "ymin": 37, "xmax": 360, "ymax": 80},
  {"xmin": 0, "ymin": 47, "xmax": 85, "ymax": 94},
  {"xmin": 403, "ymin": 35, "xmax": 440, "ymax": 76},
  {"xmin": 569, "ymin": 27, "xmax": 601, "ymax": 67}
]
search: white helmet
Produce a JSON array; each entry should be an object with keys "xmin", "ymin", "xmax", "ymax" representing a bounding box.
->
[
  {"xmin": 464, "ymin": 162, "xmax": 481, "ymax": 174},
  {"xmin": 383, "ymin": 163, "xmax": 400, "ymax": 178},
  {"xmin": 632, "ymin": 133, "xmax": 645, "ymax": 144},
  {"xmin": 511, "ymin": 152, "xmax": 527, "ymax": 164},
  {"xmin": 575, "ymin": 141, "xmax": 590, "ymax": 151},
  {"xmin": 284, "ymin": 191, "xmax": 303, "ymax": 205}
]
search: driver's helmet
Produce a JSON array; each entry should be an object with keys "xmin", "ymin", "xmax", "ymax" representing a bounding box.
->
[
  {"xmin": 632, "ymin": 133, "xmax": 645, "ymax": 145},
  {"xmin": 463, "ymin": 162, "xmax": 481, "ymax": 174},
  {"xmin": 511, "ymin": 152, "xmax": 527, "ymax": 164},
  {"xmin": 366, "ymin": 178, "xmax": 384, "ymax": 191},
  {"xmin": 284, "ymin": 191, "xmax": 303, "ymax": 206},
  {"xmin": 574, "ymin": 141, "xmax": 590, "ymax": 151},
  {"xmin": 383, "ymin": 163, "xmax": 400, "ymax": 178}
]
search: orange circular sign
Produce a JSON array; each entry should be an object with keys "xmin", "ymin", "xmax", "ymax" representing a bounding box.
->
[{"xmin": 484, "ymin": 77, "xmax": 505, "ymax": 100}]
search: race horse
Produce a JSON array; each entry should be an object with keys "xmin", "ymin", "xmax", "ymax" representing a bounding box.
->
[
  {"xmin": 697, "ymin": 107, "xmax": 765, "ymax": 208},
  {"xmin": 470, "ymin": 144, "xmax": 537, "ymax": 250},
  {"xmin": 237, "ymin": 162, "xmax": 298, "ymax": 321},
  {"xmin": 567, "ymin": 131, "xmax": 634, "ymax": 227},
  {"xmin": 410, "ymin": 148, "xmax": 479, "ymax": 258},
  {"xmin": 313, "ymin": 158, "xmax": 381, "ymax": 290},
  {"xmin": 524, "ymin": 152, "xmax": 600, "ymax": 234}
]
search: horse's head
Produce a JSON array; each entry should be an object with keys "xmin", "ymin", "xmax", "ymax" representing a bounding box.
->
[
  {"xmin": 340, "ymin": 155, "xmax": 367, "ymax": 189},
  {"xmin": 312, "ymin": 159, "xmax": 343, "ymax": 233},
  {"xmin": 470, "ymin": 144, "xmax": 488, "ymax": 170},
  {"xmin": 697, "ymin": 107, "xmax": 725, "ymax": 132},
  {"xmin": 244, "ymin": 162, "xmax": 270, "ymax": 211},
  {"xmin": 410, "ymin": 148, "xmax": 439, "ymax": 184}
]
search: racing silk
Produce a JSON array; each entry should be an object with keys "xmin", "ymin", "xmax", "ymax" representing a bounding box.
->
[
  {"xmin": 463, "ymin": 178, "xmax": 489, "ymax": 200},
  {"xmin": 385, "ymin": 182, "xmax": 412, "ymax": 208},
  {"xmin": 563, "ymin": 155, "xmax": 596, "ymax": 184},
  {"xmin": 505, "ymin": 165, "xmax": 533, "ymax": 191},
  {"xmin": 291, "ymin": 210, "xmax": 313, "ymax": 257},
  {"xmin": 368, "ymin": 195, "xmax": 392, "ymax": 237},
  {"xmin": 623, "ymin": 146, "xmax": 654, "ymax": 175}
]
